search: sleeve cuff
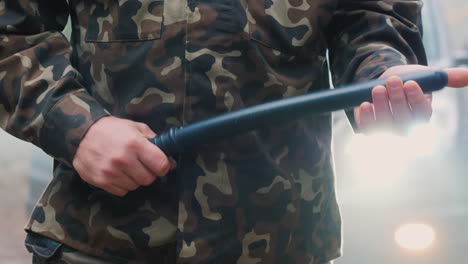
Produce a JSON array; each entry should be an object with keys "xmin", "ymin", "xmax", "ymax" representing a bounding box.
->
[{"xmin": 39, "ymin": 90, "xmax": 110, "ymax": 166}]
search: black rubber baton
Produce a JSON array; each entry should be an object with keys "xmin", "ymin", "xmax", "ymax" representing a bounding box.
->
[{"xmin": 150, "ymin": 70, "xmax": 448, "ymax": 156}]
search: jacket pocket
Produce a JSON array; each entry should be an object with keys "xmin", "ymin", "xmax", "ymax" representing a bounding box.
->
[
  {"xmin": 85, "ymin": 0, "xmax": 164, "ymax": 42},
  {"xmin": 247, "ymin": 0, "xmax": 315, "ymax": 53},
  {"xmin": 25, "ymin": 232, "xmax": 63, "ymax": 261}
]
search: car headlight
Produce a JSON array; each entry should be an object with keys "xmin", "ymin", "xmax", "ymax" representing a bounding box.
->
[{"xmin": 395, "ymin": 223, "xmax": 436, "ymax": 250}]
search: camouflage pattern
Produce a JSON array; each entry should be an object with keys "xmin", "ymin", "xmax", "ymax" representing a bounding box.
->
[
  {"xmin": 26, "ymin": 232, "xmax": 333, "ymax": 264},
  {"xmin": 0, "ymin": 0, "xmax": 426, "ymax": 263}
]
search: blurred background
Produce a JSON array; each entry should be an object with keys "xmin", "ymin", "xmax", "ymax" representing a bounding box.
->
[{"xmin": 1, "ymin": 0, "xmax": 468, "ymax": 263}]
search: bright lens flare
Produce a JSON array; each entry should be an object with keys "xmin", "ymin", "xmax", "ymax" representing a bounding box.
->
[
  {"xmin": 345, "ymin": 123, "xmax": 438, "ymax": 186},
  {"xmin": 395, "ymin": 223, "xmax": 436, "ymax": 250}
]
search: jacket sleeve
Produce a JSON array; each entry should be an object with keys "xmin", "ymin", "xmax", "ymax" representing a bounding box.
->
[
  {"xmin": 326, "ymin": 0, "xmax": 428, "ymax": 130},
  {"xmin": 0, "ymin": 0, "xmax": 109, "ymax": 166}
]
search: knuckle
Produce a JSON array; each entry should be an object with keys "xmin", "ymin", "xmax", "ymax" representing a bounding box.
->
[
  {"xmin": 126, "ymin": 137, "xmax": 141, "ymax": 150},
  {"xmin": 111, "ymin": 154, "xmax": 130, "ymax": 168},
  {"xmin": 100, "ymin": 167, "xmax": 115, "ymax": 177}
]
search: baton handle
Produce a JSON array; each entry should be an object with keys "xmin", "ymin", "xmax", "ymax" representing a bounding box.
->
[
  {"xmin": 150, "ymin": 70, "xmax": 448, "ymax": 156},
  {"xmin": 151, "ymin": 127, "xmax": 182, "ymax": 157}
]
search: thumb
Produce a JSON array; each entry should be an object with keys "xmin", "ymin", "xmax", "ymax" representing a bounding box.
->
[{"xmin": 444, "ymin": 68, "xmax": 468, "ymax": 88}]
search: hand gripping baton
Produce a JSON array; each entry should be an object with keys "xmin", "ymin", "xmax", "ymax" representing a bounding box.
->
[{"xmin": 150, "ymin": 70, "xmax": 448, "ymax": 156}]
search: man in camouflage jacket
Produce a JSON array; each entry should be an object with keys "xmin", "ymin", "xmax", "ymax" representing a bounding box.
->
[{"xmin": 2, "ymin": 0, "xmax": 468, "ymax": 263}]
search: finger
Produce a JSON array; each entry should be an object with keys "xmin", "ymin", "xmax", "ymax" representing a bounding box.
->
[
  {"xmin": 122, "ymin": 159, "xmax": 157, "ymax": 186},
  {"xmin": 372, "ymin": 85, "xmax": 393, "ymax": 128},
  {"xmin": 136, "ymin": 138, "xmax": 171, "ymax": 177},
  {"xmin": 444, "ymin": 68, "xmax": 468, "ymax": 88},
  {"xmin": 113, "ymin": 172, "xmax": 141, "ymax": 191},
  {"xmin": 386, "ymin": 76, "xmax": 412, "ymax": 126},
  {"xmin": 106, "ymin": 185, "xmax": 129, "ymax": 197},
  {"xmin": 404, "ymin": 81, "xmax": 432, "ymax": 122},
  {"xmin": 357, "ymin": 102, "xmax": 375, "ymax": 132},
  {"xmin": 109, "ymin": 149, "xmax": 153, "ymax": 188},
  {"xmin": 93, "ymin": 166, "xmax": 139, "ymax": 191},
  {"xmin": 169, "ymin": 158, "xmax": 178, "ymax": 170}
]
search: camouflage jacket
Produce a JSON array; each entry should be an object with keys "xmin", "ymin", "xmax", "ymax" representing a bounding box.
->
[{"xmin": 0, "ymin": 0, "xmax": 426, "ymax": 263}]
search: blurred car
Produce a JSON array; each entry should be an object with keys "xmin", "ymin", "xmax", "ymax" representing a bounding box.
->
[
  {"xmin": 27, "ymin": 1, "xmax": 468, "ymax": 262},
  {"xmin": 333, "ymin": 0, "xmax": 468, "ymax": 263}
]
